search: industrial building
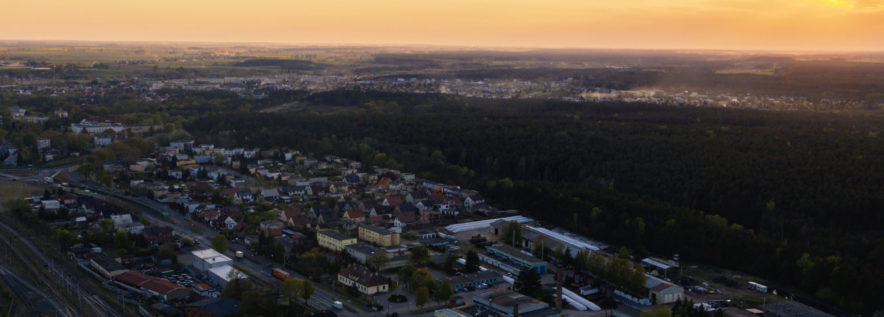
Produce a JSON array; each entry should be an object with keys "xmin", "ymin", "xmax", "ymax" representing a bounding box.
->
[{"xmin": 479, "ymin": 244, "xmax": 547, "ymax": 274}]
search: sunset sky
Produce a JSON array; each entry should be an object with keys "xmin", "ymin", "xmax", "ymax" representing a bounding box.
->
[{"xmin": 1, "ymin": 0, "xmax": 883, "ymax": 51}]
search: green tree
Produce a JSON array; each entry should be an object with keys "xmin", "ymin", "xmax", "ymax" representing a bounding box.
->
[
  {"xmin": 300, "ymin": 279, "xmax": 314, "ymax": 304},
  {"xmin": 372, "ymin": 153, "xmax": 388, "ymax": 166},
  {"xmin": 99, "ymin": 218, "xmax": 114, "ymax": 233},
  {"xmin": 409, "ymin": 246, "xmax": 430, "ymax": 267},
  {"xmin": 443, "ymin": 254, "xmax": 459, "ymax": 274},
  {"xmin": 641, "ymin": 306, "xmax": 672, "ymax": 317},
  {"xmin": 465, "ymin": 250, "xmax": 480, "ymax": 273},
  {"xmin": 514, "ymin": 269, "xmax": 542, "ymax": 299},
  {"xmin": 76, "ymin": 163, "xmax": 95, "ymax": 179},
  {"xmin": 531, "ymin": 236, "xmax": 546, "ymax": 258},
  {"xmin": 113, "ymin": 230, "xmax": 130, "ymax": 251},
  {"xmin": 222, "ymin": 277, "xmax": 249, "ymax": 299},
  {"xmin": 415, "ymin": 286, "xmax": 430, "ymax": 309},
  {"xmin": 617, "ymin": 246, "xmax": 631, "ymax": 260},
  {"xmin": 500, "ymin": 221, "xmax": 522, "ymax": 247},
  {"xmin": 157, "ymin": 244, "xmax": 178, "ymax": 263},
  {"xmin": 283, "ymin": 278, "xmax": 302, "ymax": 304},
  {"xmin": 96, "ymin": 170, "xmax": 113, "ymax": 187},
  {"xmin": 367, "ymin": 252, "xmax": 391, "ymax": 270},
  {"xmin": 398, "ymin": 265, "xmax": 416, "ymax": 290},
  {"xmin": 411, "ymin": 268, "xmax": 434, "ymax": 290},
  {"xmin": 211, "ymin": 234, "xmax": 228, "ymax": 253},
  {"xmin": 436, "ymin": 279, "xmax": 454, "ymax": 303},
  {"xmin": 55, "ymin": 229, "xmax": 76, "ymax": 249}
]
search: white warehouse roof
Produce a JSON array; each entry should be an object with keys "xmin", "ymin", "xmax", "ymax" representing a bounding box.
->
[
  {"xmin": 209, "ymin": 264, "xmax": 246, "ymax": 282},
  {"xmin": 444, "ymin": 216, "xmax": 533, "ymax": 233},
  {"xmin": 192, "ymin": 249, "xmax": 232, "ymax": 264},
  {"xmin": 525, "ymin": 225, "xmax": 602, "ymax": 253}
]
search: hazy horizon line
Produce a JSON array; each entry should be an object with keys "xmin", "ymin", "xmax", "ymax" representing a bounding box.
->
[{"xmin": 2, "ymin": 38, "xmax": 883, "ymax": 56}]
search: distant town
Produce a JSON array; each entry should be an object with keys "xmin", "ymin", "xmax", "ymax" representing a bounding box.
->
[
  {"xmin": 0, "ymin": 43, "xmax": 877, "ymax": 317},
  {"xmin": 0, "ymin": 134, "xmax": 826, "ymax": 317}
]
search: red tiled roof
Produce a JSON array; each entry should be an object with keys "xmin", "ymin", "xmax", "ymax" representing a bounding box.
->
[
  {"xmin": 385, "ymin": 195, "xmax": 403, "ymax": 206},
  {"xmin": 115, "ymin": 271, "xmax": 152, "ymax": 287},
  {"xmin": 345, "ymin": 209, "xmax": 364, "ymax": 219},
  {"xmin": 142, "ymin": 278, "xmax": 186, "ymax": 295},
  {"xmin": 204, "ymin": 209, "xmax": 220, "ymax": 220},
  {"xmin": 282, "ymin": 207, "xmax": 302, "ymax": 219}
]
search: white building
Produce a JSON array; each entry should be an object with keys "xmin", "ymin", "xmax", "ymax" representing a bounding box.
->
[
  {"xmin": 111, "ymin": 214, "xmax": 144, "ymax": 234},
  {"xmin": 192, "ymin": 249, "xmax": 233, "ymax": 272},
  {"xmin": 208, "ymin": 264, "xmax": 246, "ymax": 286}
]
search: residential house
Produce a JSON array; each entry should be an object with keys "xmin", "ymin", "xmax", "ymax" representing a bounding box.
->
[
  {"xmin": 111, "ymin": 214, "xmax": 144, "ymax": 234},
  {"xmin": 279, "ymin": 207, "xmax": 309, "ymax": 228},
  {"xmin": 464, "ymin": 195, "xmax": 485, "ymax": 209},
  {"xmin": 260, "ymin": 188, "xmax": 280, "ymax": 201},
  {"xmin": 343, "ymin": 209, "xmax": 365, "ymax": 223},
  {"xmin": 382, "ymin": 195, "xmax": 403, "ymax": 207},
  {"xmin": 222, "ymin": 216, "xmax": 238, "ymax": 231},
  {"xmin": 234, "ymin": 191, "xmax": 254, "ymax": 203}
]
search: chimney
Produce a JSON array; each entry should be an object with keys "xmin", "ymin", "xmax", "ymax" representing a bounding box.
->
[{"xmin": 556, "ymin": 266, "xmax": 563, "ymax": 311}]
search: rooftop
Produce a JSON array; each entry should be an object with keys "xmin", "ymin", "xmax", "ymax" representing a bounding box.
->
[
  {"xmin": 487, "ymin": 244, "xmax": 545, "ymax": 264},
  {"xmin": 360, "ymin": 224, "xmax": 393, "ymax": 235},
  {"xmin": 318, "ymin": 229, "xmax": 354, "ymax": 241},
  {"xmin": 339, "ymin": 263, "xmax": 387, "ymax": 287},
  {"xmin": 444, "ymin": 216, "xmax": 533, "ymax": 233},
  {"xmin": 192, "ymin": 249, "xmax": 232, "ymax": 263}
]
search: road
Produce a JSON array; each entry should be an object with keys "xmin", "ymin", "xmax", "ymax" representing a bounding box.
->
[{"xmin": 60, "ymin": 169, "xmax": 367, "ymax": 316}]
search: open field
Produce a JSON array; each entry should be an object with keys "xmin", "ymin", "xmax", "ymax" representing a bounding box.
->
[
  {"xmin": 0, "ymin": 181, "xmax": 47, "ymax": 207},
  {"xmin": 715, "ymin": 68, "xmax": 776, "ymax": 76}
]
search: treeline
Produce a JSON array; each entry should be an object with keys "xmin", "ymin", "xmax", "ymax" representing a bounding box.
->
[
  {"xmin": 186, "ymin": 96, "xmax": 884, "ymax": 314},
  {"xmin": 232, "ymin": 58, "xmax": 322, "ymax": 71}
]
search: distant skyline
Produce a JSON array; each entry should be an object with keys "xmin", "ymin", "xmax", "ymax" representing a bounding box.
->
[{"xmin": 1, "ymin": 0, "xmax": 883, "ymax": 52}]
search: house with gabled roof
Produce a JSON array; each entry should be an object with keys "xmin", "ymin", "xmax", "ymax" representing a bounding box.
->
[{"xmin": 343, "ymin": 209, "xmax": 365, "ymax": 223}]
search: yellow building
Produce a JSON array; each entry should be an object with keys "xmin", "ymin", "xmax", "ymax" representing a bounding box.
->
[
  {"xmin": 358, "ymin": 224, "xmax": 400, "ymax": 247},
  {"xmin": 317, "ymin": 230, "xmax": 357, "ymax": 252},
  {"xmin": 176, "ymin": 159, "xmax": 197, "ymax": 167}
]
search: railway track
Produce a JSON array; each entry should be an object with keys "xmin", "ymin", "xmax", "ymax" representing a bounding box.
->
[{"xmin": 0, "ymin": 218, "xmax": 122, "ymax": 317}]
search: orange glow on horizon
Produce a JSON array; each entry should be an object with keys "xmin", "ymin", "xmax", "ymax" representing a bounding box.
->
[{"xmin": 1, "ymin": 0, "xmax": 883, "ymax": 51}]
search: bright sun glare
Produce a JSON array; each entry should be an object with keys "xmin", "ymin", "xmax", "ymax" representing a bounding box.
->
[{"xmin": 820, "ymin": 0, "xmax": 856, "ymax": 8}]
